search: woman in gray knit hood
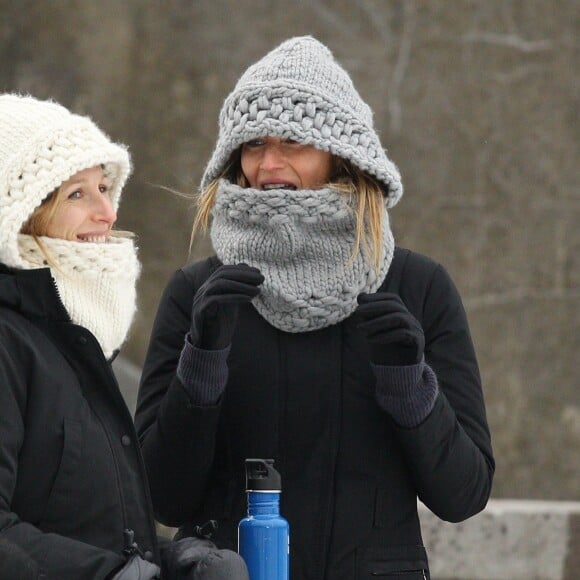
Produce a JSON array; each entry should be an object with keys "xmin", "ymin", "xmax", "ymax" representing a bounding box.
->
[{"xmin": 136, "ymin": 37, "xmax": 494, "ymax": 580}]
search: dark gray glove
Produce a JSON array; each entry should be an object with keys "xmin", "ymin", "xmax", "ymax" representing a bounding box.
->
[
  {"xmin": 109, "ymin": 555, "xmax": 161, "ymax": 580},
  {"xmin": 161, "ymin": 537, "xmax": 249, "ymax": 580},
  {"xmin": 356, "ymin": 292, "xmax": 425, "ymax": 365},
  {"xmin": 190, "ymin": 264, "xmax": 264, "ymax": 350}
]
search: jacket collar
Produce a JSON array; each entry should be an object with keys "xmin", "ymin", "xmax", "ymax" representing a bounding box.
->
[{"xmin": 0, "ymin": 264, "xmax": 70, "ymax": 322}]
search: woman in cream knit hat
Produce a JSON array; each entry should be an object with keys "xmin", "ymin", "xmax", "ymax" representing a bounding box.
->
[
  {"xmin": 0, "ymin": 94, "xmax": 162, "ymax": 579},
  {"xmin": 136, "ymin": 37, "xmax": 494, "ymax": 580},
  {"xmin": 0, "ymin": 94, "xmax": 249, "ymax": 580}
]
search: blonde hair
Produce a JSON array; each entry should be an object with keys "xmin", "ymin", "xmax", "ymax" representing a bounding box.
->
[
  {"xmin": 19, "ymin": 189, "xmax": 61, "ymax": 269},
  {"xmin": 191, "ymin": 153, "xmax": 386, "ymax": 271}
]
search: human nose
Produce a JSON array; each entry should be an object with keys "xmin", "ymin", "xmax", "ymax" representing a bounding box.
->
[
  {"xmin": 93, "ymin": 193, "xmax": 117, "ymax": 225},
  {"xmin": 259, "ymin": 143, "xmax": 286, "ymax": 170}
]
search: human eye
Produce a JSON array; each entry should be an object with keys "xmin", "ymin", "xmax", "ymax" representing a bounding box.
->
[
  {"xmin": 281, "ymin": 138, "xmax": 303, "ymax": 151},
  {"xmin": 99, "ymin": 183, "xmax": 110, "ymax": 194},
  {"xmin": 244, "ymin": 138, "xmax": 265, "ymax": 148},
  {"xmin": 67, "ymin": 189, "xmax": 82, "ymax": 200}
]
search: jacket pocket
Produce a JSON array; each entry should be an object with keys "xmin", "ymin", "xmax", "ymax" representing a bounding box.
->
[
  {"xmin": 39, "ymin": 418, "xmax": 83, "ymax": 530},
  {"xmin": 357, "ymin": 545, "xmax": 429, "ymax": 579}
]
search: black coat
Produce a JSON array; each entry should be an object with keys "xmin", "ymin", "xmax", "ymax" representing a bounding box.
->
[
  {"xmin": 136, "ymin": 248, "xmax": 494, "ymax": 580},
  {"xmin": 0, "ymin": 264, "xmax": 158, "ymax": 580}
]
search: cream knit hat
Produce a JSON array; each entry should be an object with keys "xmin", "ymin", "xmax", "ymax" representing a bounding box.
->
[
  {"xmin": 201, "ymin": 36, "xmax": 403, "ymax": 207},
  {"xmin": 0, "ymin": 94, "xmax": 131, "ymax": 268}
]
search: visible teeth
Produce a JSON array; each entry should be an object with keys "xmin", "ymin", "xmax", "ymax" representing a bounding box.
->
[
  {"xmin": 79, "ymin": 235, "xmax": 108, "ymax": 243},
  {"xmin": 262, "ymin": 183, "xmax": 296, "ymax": 190}
]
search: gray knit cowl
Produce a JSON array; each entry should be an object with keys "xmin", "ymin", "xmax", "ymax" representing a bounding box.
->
[{"xmin": 210, "ymin": 180, "xmax": 394, "ymax": 333}]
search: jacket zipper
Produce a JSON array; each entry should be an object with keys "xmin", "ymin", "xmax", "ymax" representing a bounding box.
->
[{"xmin": 49, "ymin": 276, "xmax": 72, "ymax": 322}]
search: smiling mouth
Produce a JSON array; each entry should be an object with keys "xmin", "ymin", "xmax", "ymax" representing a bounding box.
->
[
  {"xmin": 77, "ymin": 234, "xmax": 109, "ymax": 243},
  {"xmin": 261, "ymin": 183, "xmax": 297, "ymax": 191}
]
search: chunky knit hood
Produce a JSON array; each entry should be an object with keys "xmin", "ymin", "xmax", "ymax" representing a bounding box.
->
[
  {"xmin": 201, "ymin": 36, "xmax": 403, "ymax": 207},
  {"xmin": 0, "ymin": 93, "xmax": 131, "ymax": 268}
]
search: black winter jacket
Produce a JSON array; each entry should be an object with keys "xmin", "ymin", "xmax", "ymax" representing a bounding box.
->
[
  {"xmin": 136, "ymin": 248, "xmax": 494, "ymax": 580},
  {"xmin": 0, "ymin": 264, "xmax": 159, "ymax": 579}
]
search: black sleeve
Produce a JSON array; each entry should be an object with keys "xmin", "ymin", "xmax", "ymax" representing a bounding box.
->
[
  {"xmin": 393, "ymin": 254, "xmax": 495, "ymax": 522},
  {"xmin": 134, "ymin": 260, "xmax": 223, "ymax": 527}
]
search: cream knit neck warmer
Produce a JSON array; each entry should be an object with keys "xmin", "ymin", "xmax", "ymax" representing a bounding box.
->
[
  {"xmin": 17, "ymin": 234, "xmax": 140, "ymax": 359},
  {"xmin": 210, "ymin": 180, "xmax": 394, "ymax": 333}
]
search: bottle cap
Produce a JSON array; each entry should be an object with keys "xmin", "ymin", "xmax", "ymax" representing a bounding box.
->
[{"xmin": 245, "ymin": 458, "xmax": 282, "ymax": 491}]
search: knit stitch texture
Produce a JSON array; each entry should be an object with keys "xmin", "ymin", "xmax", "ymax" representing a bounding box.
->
[
  {"xmin": 373, "ymin": 361, "xmax": 439, "ymax": 428},
  {"xmin": 210, "ymin": 180, "xmax": 394, "ymax": 333},
  {"xmin": 0, "ymin": 94, "xmax": 131, "ymax": 269},
  {"xmin": 201, "ymin": 36, "xmax": 403, "ymax": 207},
  {"xmin": 177, "ymin": 339, "xmax": 230, "ymax": 406},
  {"xmin": 17, "ymin": 234, "xmax": 140, "ymax": 359}
]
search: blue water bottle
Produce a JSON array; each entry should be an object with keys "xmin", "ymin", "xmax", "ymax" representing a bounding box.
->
[{"xmin": 238, "ymin": 458, "xmax": 289, "ymax": 580}]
